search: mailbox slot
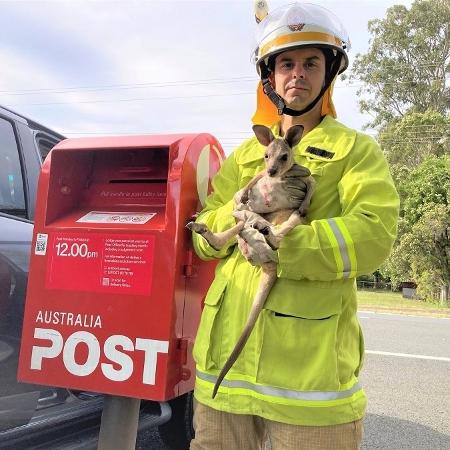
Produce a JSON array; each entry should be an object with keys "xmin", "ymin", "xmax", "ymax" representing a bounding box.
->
[{"xmin": 45, "ymin": 147, "xmax": 169, "ymax": 227}]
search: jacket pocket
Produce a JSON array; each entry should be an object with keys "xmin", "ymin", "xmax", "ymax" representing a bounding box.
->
[
  {"xmin": 256, "ymin": 280, "xmax": 342, "ymax": 391},
  {"xmin": 193, "ymin": 276, "xmax": 228, "ymax": 370}
]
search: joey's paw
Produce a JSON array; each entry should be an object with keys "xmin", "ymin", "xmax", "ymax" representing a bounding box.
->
[
  {"xmin": 252, "ymin": 223, "xmax": 271, "ymax": 235},
  {"xmin": 256, "ymin": 225, "xmax": 270, "ymax": 235},
  {"xmin": 235, "ymin": 202, "xmax": 247, "ymax": 211},
  {"xmin": 248, "ymin": 218, "xmax": 272, "ymax": 233},
  {"xmin": 186, "ymin": 222, "xmax": 209, "ymax": 235},
  {"xmin": 298, "ymin": 206, "xmax": 308, "ymax": 217},
  {"xmin": 234, "ymin": 188, "xmax": 249, "ymax": 206},
  {"xmin": 266, "ymin": 234, "xmax": 281, "ymax": 250}
]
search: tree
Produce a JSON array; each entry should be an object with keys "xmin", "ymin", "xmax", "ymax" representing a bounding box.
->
[
  {"xmin": 378, "ymin": 111, "xmax": 450, "ymax": 192},
  {"xmin": 380, "ymin": 156, "xmax": 450, "ymax": 304},
  {"xmin": 349, "ymin": 0, "xmax": 450, "ymax": 128}
]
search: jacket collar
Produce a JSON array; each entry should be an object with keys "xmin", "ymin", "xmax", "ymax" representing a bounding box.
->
[{"xmin": 237, "ymin": 115, "xmax": 357, "ymax": 165}]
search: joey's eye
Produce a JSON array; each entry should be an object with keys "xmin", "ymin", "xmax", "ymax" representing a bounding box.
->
[
  {"xmin": 280, "ymin": 154, "xmax": 288, "ymax": 161},
  {"xmin": 264, "ymin": 154, "xmax": 269, "ymax": 159}
]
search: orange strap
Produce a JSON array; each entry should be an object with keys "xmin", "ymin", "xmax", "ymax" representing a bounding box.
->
[{"xmin": 251, "ymin": 79, "xmax": 337, "ymax": 126}]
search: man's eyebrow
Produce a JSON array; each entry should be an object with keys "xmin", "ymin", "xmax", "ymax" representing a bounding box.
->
[
  {"xmin": 305, "ymin": 55, "xmax": 321, "ymax": 61},
  {"xmin": 277, "ymin": 55, "xmax": 321, "ymax": 62}
]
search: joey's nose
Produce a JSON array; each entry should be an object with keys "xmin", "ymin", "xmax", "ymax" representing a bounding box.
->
[{"xmin": 268, "ymin": 168, "xmax": 277, "ymax": 176}]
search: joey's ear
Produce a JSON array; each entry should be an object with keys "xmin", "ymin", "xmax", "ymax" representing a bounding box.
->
[
  {"xmin": 252, "ymin": 124, "xmax": 275, "ymax": 146},
  {"xmin": 284, "ymin": 125, "xmax": 304, "ymax": 148}
]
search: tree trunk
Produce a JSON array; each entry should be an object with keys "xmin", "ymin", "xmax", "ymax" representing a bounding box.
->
[{"xmin": 440, "ymin": 284, "xmax": 449, "ymax": 307}]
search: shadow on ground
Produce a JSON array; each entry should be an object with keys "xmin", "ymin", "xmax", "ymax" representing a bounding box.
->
[{"xmin": 362, "ymin": 413, "xmax": 450, "ymax": 450}]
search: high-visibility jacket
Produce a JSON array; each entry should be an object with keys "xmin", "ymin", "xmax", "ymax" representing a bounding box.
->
[{"xmin": 191, "ymin": 115, "xmax": 399, "ymax": 426}]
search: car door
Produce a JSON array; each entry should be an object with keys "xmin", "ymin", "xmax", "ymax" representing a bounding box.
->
[{"xmin": 0, "ymin": 115, "xmax": 41, "ymax": 431}]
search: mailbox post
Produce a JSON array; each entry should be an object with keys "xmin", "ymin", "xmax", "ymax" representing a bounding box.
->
[{"xmin": 18, "ymin": 133, "xmax": 224, "ymax": 447}]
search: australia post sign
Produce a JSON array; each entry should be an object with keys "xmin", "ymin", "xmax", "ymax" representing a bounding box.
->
[{"xmin": 18, "ymin": 134, "xmax": 223, "ymax": 401}]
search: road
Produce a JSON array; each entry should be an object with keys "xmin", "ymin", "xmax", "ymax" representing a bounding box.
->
[{"xmin": 358, "ymin": 310, "xmax": 450, "ymax": 450}]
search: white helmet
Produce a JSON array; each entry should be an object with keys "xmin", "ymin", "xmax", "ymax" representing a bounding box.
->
[{"xmin": 252, "ymin": 2, "xmax": 351, "ymax": 119}]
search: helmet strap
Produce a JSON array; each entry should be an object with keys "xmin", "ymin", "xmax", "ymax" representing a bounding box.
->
[{"xmin": 260, "ymin": 53, "xmax": 342, "ymax": 118}]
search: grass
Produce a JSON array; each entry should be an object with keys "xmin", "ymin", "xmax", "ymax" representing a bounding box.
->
[{"xmin": 357, "ymin": 289, "xmax": 450, "ymax": 317}]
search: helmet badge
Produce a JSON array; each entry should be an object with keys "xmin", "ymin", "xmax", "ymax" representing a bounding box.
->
[{"xmin": 288, "ymin": 23, "xmax": 305, "ymax": 32}]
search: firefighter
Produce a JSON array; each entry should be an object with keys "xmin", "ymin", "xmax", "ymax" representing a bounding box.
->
[{"xmin": 189, "ymin": 2, "xmax": 399, "ymax": 449}]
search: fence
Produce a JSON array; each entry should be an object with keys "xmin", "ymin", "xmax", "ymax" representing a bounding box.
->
[{"xmin": 356, "ymin": 280, "xmax": 394, "ymax": 291}]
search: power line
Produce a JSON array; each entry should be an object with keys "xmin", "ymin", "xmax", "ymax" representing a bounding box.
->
[
  {"xmin": 0, "ymin": 73, "xmax": 447, "ymax": 98},
  {"xmin": 3, "ymin": 91, "xmax": 256, "ymax": 107},
  {"xmin": 0, "ymin": 77, "xmax": 258, "ymax": 96}
]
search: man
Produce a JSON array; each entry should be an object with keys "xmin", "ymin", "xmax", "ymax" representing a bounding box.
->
[{"xmin": 189, "ymin": 2, "xmax": 399, "ymax": 449}]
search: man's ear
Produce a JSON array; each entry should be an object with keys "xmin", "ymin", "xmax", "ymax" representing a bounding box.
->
[
  {"xmin": 269, "ymin": 72, "xmax": 275, "ymax": 89},
  {"xmin": 252, "ymin": 125, "xmax": 275, "ymax": 146},
  {"xmin": 284, "ymin": 125, "xmax": 304, "ymax": 148}
]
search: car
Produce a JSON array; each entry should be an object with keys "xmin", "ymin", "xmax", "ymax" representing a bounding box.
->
[{"xmin": 0, "ymin": 105, "xmax": 194, "ymax": 449}]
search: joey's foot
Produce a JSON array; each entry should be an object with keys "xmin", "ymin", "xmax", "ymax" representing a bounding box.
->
[{"xmin": 186, "ymin": 222, "xmax": 209, "ymax": 235}]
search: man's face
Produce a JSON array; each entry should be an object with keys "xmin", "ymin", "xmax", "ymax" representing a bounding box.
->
[{"xmin": 269, "ymin": 47, "xmax": 326, "ymax": 111}]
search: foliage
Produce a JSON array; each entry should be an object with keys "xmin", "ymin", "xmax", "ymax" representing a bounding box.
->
[
  {"xmin": 379, "ymin": 111, "xmax": 450, "ymax": 217},
  {"xmin": 379, "ymin": 111, "xmax": 450, "ymax": 187},
  {"xmin": 401, "ymin": 155, "xmax": 450, "ymax": 224},
  {"xmin": 351, "ymin": 0, "xmax": 450, "ymax": 302},
  {"xmin": 349, "ymin": 0, "xmax": 450, "ymax": 128},
  {"xmin": 380, "ymin": 157, "xmax": 450, "ymax": 303}
]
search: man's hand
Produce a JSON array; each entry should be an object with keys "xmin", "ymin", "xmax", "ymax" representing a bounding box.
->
[
  {"xmin": 237, "ymin": 227, "xmax": 278, "ymax": 266},
  {"xmin": 281, "ymin": 166, "xmax": 310, "ymax": 204}
]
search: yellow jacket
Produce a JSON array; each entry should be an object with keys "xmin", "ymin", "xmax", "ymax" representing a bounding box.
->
[{"xmin": 191, "ymin": 115, "xmax": 399, "ymax": 426}]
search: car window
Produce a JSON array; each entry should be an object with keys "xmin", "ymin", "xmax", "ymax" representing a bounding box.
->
[
  {"xmin": 0, "ymin": 118, "xmax": 25, "ymax": 215},
  {"xmin": 35, "ymin": 131, "xmax": 60, "ymax": 162}
]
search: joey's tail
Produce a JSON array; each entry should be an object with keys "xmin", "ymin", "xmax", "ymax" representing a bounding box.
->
[{"xmin": 212, "ymin": 265, "xmax": 277, "ymax": 398}]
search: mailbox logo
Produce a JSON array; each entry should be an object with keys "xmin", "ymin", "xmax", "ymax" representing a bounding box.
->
[{"xmin": 30, "ymin": 328, "xmax": 169, "ymax": 384}]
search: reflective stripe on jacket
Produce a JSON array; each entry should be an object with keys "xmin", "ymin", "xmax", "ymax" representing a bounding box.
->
[{"xmin": 191, "ymin": 115, "xmax": 399, "ymax": 426}]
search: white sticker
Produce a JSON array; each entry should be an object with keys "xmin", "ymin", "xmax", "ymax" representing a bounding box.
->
[
  {"xmin": 76, "ymin": 211, "xmax": 156, "ymax": 224},
  {"xmin": 35, "ymin": 233, "xmax": 48, "ymax": 255}
]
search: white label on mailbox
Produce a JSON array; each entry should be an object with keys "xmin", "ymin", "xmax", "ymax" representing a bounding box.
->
[
  {"xmin": 76, "ymin": 211, "xmax": 156, "ymax": 224},
  {"xmin": 35, "ymin": 233, "xmax": 48, "ymax": 255},
  {"xmin": 30, "ymin": 327, "xmax": 169, "ymax": 384}
]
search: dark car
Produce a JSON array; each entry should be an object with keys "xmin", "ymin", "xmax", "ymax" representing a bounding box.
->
[{"xmin": 0, "ymin": 106, "xmax": 193, "ymax": 449}]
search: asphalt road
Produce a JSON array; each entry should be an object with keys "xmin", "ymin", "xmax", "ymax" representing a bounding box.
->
[{"xmin": 358, "ymin": 311, "xmax": 450, "ymax": 450}]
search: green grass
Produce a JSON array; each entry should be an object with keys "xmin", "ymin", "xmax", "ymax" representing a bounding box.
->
[{"xmin": 357, "ymin": 289, "xmax": 450, "ymax": 314}]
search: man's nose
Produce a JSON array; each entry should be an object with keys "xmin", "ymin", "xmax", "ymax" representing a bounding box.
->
[{"xmin": 292, "ymin": 63, "xmax": 306, "ymax": 79}]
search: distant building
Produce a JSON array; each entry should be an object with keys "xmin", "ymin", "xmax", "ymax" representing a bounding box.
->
[{"xmin": 400, "ymin": 281, "xmax": 417, "ymax": 299}]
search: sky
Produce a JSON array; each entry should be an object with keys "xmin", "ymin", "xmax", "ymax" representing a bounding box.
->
[{"xmin": 0, "ymin": 0, "xmax": 413, "ymax": 155}]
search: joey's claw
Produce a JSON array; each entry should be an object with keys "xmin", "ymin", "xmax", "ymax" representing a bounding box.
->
[
  {"xmin": 187, "ymin": 222, "xmax": 209, "ymax": 235},
  {"xmin": 250, "ymin": 218, "xmax": 272, "ymax": 233},
  {"xmin": 253, "ymin": 224, "xmax": 270, "ymax": 235}
]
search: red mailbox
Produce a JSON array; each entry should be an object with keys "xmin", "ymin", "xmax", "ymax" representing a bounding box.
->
[{"xmin": 18, "ymin": 133, "xmax": 223, "ymax": 401}]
